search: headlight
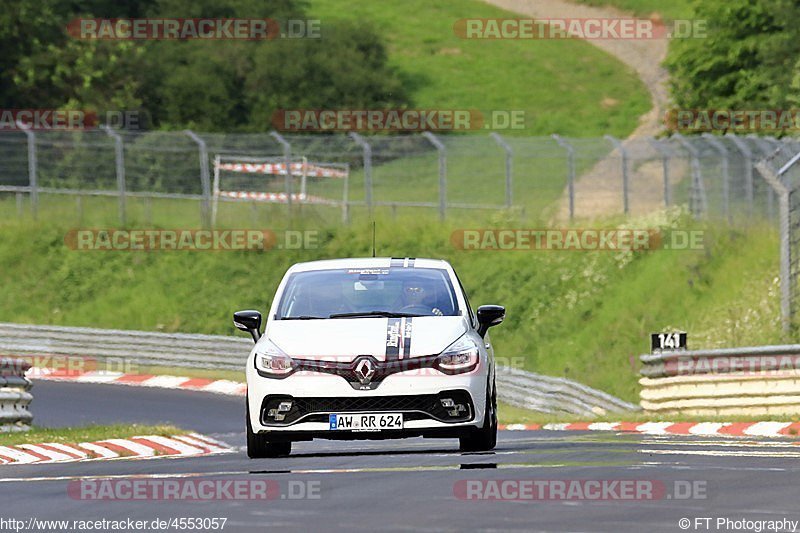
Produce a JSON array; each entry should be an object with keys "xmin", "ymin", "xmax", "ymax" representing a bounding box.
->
[
  {"xmin": 434, "ymin": 334, "xmax": 480, "ymax": 374},
  {"xmin": 254, "ymin": 338, "xmax": 295, "ymax": 376}
]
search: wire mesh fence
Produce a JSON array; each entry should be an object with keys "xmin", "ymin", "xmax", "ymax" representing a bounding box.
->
[{"xmin": 0, "ymin": 129, "xmax": 796, "ymax": 228}]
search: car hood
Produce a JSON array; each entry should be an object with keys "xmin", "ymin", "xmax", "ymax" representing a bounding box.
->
[{"xmin": 263, "ymin": 316, "xmax": 469, "ymax": 362}]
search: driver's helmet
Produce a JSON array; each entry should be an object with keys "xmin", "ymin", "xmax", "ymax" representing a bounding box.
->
[{"xmin": 403, "ymin": 279, "xmax": 432, "ymax": 305}]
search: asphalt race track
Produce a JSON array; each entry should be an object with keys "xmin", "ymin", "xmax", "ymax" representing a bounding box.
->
[{"xmin": 3, "ymin": 382, "xmax": 800, "ymax": 532}]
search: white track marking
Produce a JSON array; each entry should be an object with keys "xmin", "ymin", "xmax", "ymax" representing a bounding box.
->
[
  {"xmin": 38, "ymin": 443, "xmax": 88, "ymax": 459},
  {"xmin": 201, "ymin": 380, "xmax": 245, "ymax": 395},
  {"xmin": 100, "ymin": 439, "xmax": 156, "ymax": 456},
  {"xmin": 17, "ymin": 444, "xmax": 73, "ymax": 462},
  {"xmin": 0, "ymin": 446, "xmax": 42, "ymax": 464},
  {"xmin": 587, "ymin": 422, "xmax": 620, "ymax": 431},
  {"xmin": 75, "ymin": 371, "xmax": 125, "ymax": 383},
  {"xmin": 743, "ymin": 422, "xmax": 791, "ymax": 437},
  {"xmin": 634, "ymin": 422, "xmax": 674, "ymax": 435},
  {"xmin": 137, "ymin": 435, "xmax": 204, "ymax": 455},
  {"xmin": 76, "ymin": 442, "xmax": 119, "ymax": 459},
  {"xmin": 687, "ymin": 422, "xmax": 726, "ymax": 436},
  {"xmin": 139, "ymin": 375, "xmax": 192, "ymax": 388}
]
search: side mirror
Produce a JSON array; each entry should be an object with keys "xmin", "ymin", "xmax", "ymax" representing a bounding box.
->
[
  {"xmin": 233, "ymin": 310, "xmax": 262, "ymax": 343},
  {"xmin": 476, "ymin": 305, "xmax": 505, "ymax": 338}
]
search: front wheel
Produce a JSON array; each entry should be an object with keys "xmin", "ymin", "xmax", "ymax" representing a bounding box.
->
[
  {"xmin": 459, "ymin": 381, "xmax": 497, "ymax": 452},
  {"xmin": 246, "ymin": 397, "xmax": 292, "ymax": 458}
]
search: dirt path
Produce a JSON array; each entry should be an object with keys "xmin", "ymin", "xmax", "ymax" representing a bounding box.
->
[{"xmin": 483, "ymin": 0, "xmax": 673, "ymax": 219}]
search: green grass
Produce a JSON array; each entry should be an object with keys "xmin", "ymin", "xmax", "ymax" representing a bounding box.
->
[
  {"xmin": 572, "ymin": 0, "xmax": 695, "ymax": 20},
  {"xmin": 0, "ymin": 424, "xmax": 184, "ymax": 447},
  {"xmin": 307, "ymin": 0, "xmax": 650, "ymax": 137},
  {"xmin": 0, "ymin": 198, "xmax": 787, "ymax": 404}
]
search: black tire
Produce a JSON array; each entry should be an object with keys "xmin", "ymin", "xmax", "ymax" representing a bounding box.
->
[
  {"xmin": 459, "ymin": 379, "xmax": 497, "ymax": 452},
  {"xmin": 246, "ymin": 397, "xmax": 292, "ymax": 458}
]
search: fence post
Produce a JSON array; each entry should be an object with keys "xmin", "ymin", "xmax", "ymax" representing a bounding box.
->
[
  {"xmin": 349, "ymin": 132, "xmax": 373, "ymax": 217},
  {"xmin": 269, "ymin": 131, "xmax": 293, "ymax": 221},
  {"xmin": 604, "ymin": 135, "xmax": 629, "ymax": 215},
  {"xmin": 490, "ymin": 132, "xmax": 513, "ymax": 208},
  {"xmin": 726, "ymin": 133, "xmax": 754, "ymax": 217},
  {"xmin": 422, "ymin": 132, "xmax": 447, "ymax": 221},
  {"xmin": 749, "ymin": 135, "xmax": 781, "ymax": 220},
  {"xmin": 183, "ymin": 130, "xmax": 211, "ymax": 228},
  {"xmin": 754, "ymin": 159, "xmax": 791, "ymax": 333},
  {"xmin": 672, "ymin": 133, "xmax": 707, "ymax": 218},
  {"xmin": 17, "ymin": 123, "xmax": 37, "ymax": 220},
  {"xmin": 702, "ymin": 133, "xmax": 731, "ymax": 223},
  {"xmin": 647, "ymin": 138, "xmax": 672, "ymax": 207},
  {"xmin": 101, "ymin": 126, "xmax": 126, "ymax": 226},
  {"xmin": 211, "ymin": 154, "xmax": 221, "ymax": 227},
  {"xmin": 552, "ymin": 134, "xmax": 575, "ymax": 220}
]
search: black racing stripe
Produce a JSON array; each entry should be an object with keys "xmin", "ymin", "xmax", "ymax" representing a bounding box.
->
[
  {"xmin": 402, "ymin": 317, "xmax": 412, "ymax": 358},
  {"xmin": 385, "ymin": 317, "xmax": 401, "ymax": 361}
]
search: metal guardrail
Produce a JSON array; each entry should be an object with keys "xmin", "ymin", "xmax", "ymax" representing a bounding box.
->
[
  {"xmin": 640, "ymin": 345, "xmax": 800, "ymax": 415},
  {"xmin": 0, "ymin": 322, "xmax": 637, "ymax": 417},
  {"xmin": 0, "ymin": 322, "xmax": 252, "ymax": 371},
  {"xmin": 497, "ymin": 366, "xmax": 639, "ymax": 417},
  {"xmin": 0, "ymin": 358, "xmax": 33, "ymax": 432}
]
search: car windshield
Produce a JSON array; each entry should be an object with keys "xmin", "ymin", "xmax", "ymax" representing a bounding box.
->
[{"xmin": 276, "ymin": 267, "xmax": 460, "ymax": 319}]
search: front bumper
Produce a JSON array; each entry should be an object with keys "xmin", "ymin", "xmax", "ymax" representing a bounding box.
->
[{"xmin": 246, "ymin": 367, "xmax": 488, "ymax": 438}]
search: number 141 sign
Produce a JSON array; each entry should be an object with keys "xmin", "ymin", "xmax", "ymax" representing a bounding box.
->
[{"xmin": 650, "ymin": 332, "xmax": 687, "ymax": 353}]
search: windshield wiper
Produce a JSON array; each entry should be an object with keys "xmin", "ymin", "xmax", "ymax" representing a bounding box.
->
[
  {"xmin": 280, "ymin": 315, "xmax": 326, "ymax": 320},
  {"xmin": 328, "ymin": 311, "xmax": 424, "ymax": 319}
]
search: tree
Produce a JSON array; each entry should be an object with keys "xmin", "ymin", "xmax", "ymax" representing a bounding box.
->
[{"xmin": 665, "ymin": 0, "xmax": 800, "ymax": 111}]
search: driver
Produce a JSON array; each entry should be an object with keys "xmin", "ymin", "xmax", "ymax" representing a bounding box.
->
[{"xmin": 402, "ymin": 280, "xmax": 443, "ymax": 316}]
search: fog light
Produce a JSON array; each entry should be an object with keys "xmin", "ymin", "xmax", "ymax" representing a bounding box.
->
[
  {"xmin": 274, "ymin": 413, "xmax": 286, "ymax": 421},
  {"xmin": 267, "ymin": 408, "xmax": 278, "ymax": 417},
  {"xmin": 278, "ymin": 401, "xmax": 293, "ymax": 412},
  {"xmin": 448, "ymin": 409, "xmax": 460, "ymax": 417},
  {"xmin": 440, "ymin": 398, "xmax": 455, "ymax": 408}
]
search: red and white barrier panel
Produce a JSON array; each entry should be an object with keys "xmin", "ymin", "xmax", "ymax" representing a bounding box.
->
[
  {"xmin": 217, "ymin": 191, "xmax": 337, "ymax": 205},
  {"xmin": 217, "ymin": 162, "xmax": 347, "ymax": 178},
  {"xmin": 501, "ymin": 421, "xmax": 800, "ymax": 439},
  {"xmin": 0, "ymin": 433, "xmax": 232, "ymax": 466},
  {"xmin": 30, "ymin": 367, "xmax": 247, "ymax": 397}
]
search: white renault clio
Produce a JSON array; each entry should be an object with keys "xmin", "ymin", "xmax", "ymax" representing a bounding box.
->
[{"xmin": 234, "ymin": 257, "xmax": 505, "ymax": 458}]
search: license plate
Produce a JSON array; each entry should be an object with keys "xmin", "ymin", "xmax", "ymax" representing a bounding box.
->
[{"xmin": 329, "ymin": 413, "xmax": 403, "ymax": 431}]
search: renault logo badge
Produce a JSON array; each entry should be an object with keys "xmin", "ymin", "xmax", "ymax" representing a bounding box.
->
[{"xmin": 354, "ymin": 357, "xmax": 377, "ymax": 384}]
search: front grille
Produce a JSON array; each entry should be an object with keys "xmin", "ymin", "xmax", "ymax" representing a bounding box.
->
[{"xmin": 260, "ymin": 390, "xmax": 474, "ymax": 426}]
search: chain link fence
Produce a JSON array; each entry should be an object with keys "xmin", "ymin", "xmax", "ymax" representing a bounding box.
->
[{"xmin": 1, "ymin": 130, "xmax": 795, "ymax": 227}]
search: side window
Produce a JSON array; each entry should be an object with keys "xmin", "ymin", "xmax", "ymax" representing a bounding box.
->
[{"xmin": 453, "ymin": 271, "xmax": 476, "ymax": 329}]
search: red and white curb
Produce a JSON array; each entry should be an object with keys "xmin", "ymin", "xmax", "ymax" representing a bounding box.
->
[
  {"xmin": 0, "ymin": 433, "xmax": 233, "ymax": 466},
  {"xmin": 30, "ymin": 369, "xmax": 800, "ymax": 440},
  {"xmin": 30, "ymin": 368, "xmax": 247, "ymax": 397},
  {"xmin": 500, "ymin": 421, "xmax": 800, "ymax": 439}
]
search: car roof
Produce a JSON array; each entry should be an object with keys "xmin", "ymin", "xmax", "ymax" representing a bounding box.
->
[{"xmin": 287, "ymin": 257, "xmax": 452, "ymax": 273}]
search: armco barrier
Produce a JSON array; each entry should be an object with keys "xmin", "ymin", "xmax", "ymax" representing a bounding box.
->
[
  {"xmin": 640, "ymin": 344, "xmax": 800, "ymax": 416},
  {"xmin": 0, "ymin": 322, "xmax": 637, "ymax": 417},
  {"xmin": 497, "ymin": 366, "xmax": 639, "ymax": 417},
  {"xmin": 0, "ymin": 358, "xmax": 33, "ymax": 431}
]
